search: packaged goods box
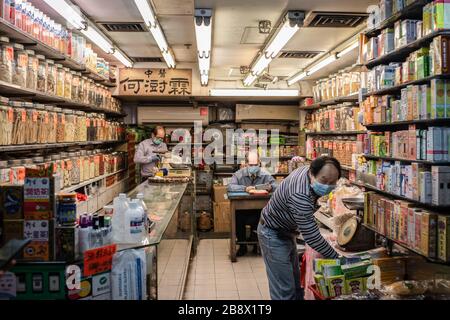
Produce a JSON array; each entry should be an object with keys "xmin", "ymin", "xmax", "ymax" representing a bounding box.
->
[
  {"xmin": 213, "ymin": 201, "xmax": 231, "ymax": 233},
  {"xmin": 213, "ymin": 185, "xmax": 228, "ymax": 202}
]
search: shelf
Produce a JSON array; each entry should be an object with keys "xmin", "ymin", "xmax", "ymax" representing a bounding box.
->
[
  {"xmin": 364, "ymin": 0, "xmax": 429, "ymax": 38},
  {"xmin": 60, "ymin": 169, "xmax": 127, "ymax": 193},
  {"xmin": 0, "ymin": 18, "xmax": 115, "ymax": 83},
  {"xmin": 0, "ymin": 80, "xmax": 124, "ymax": 116},
  {"xmin": 305, "ymin": 131, "xmax": 366, "ymax": 136},
  {"xmin": 0, "ymin": 140, "xmax": 127, "ymax": 153},
  {"xmin": 365, "ymin": 30, "xmax": 450, "ymax": 69},
  {"xmin": 364, "ymin": 74, "xmax": 450, "ymax": 97},
  {"xmin": 365, "ymin": 118, "xmax": 450, "ymax": 129},
  {"xmin": 299, "ymin": 93, "xmax": 359, "ymax": 110},
  {"xmin": 364, "ymin": 154, "xmax": 450, "ymax": 165},
  {"xmin": 238, "ymin": 119, "xmax": 299, "ymax": 125},
  {"xmin": 351, "ymin": 182, "xmax": 450, "ymax": 211},
  {"xmin": 362, "ymin": 223, "xmax": 448, "ymax": 265},
  {"xmin": 213, "ymin": 172, "xmax": 233, "ymax": 176}
]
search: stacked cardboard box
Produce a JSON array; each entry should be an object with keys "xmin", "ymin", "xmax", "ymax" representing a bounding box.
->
[{"xmin": 213, "ymin": 185, "xmax": 231, "ymax": 233}]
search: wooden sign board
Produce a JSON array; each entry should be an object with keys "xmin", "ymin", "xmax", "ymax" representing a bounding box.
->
[{"xmin": 119, "ymin": 68, "xmax": 192, "ymax": 96}]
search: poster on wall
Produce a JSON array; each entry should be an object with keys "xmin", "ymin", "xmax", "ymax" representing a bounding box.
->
[{"xmin": 119, "ymin": 68, "xmax": 192, "ymax": 96}]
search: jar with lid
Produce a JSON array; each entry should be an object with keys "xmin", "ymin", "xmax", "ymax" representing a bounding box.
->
[
  {"xmin": 79, "ymin": 150, "xmax": 86, "ymax": 182},
  {"xmin": 0, "ymin": 160, "xmax": 10, "ymax": 184},
  {"xmin": 26, "ymin": 49, "xmax": 38, "ymax": 90},
  {"xmin": 78, "ymin": 74, "xmax": 85, "ymax": 103},
  {"xmin": 47, "ymin": 106, "xmax": 57, "ymax": 143},
  {"xmin": 64, "ymin": 109, "xmax": 75, "ymax": 142},
  {"xmin": 54, "ymin": 107, "xmax": 65, "ymax": 143},
  {"xmin": 38, "ymin": 104, "xmax": 50, "ymax": 144},
  {"xmin": 62, "ymin": 152, "xmax": 73, "ymax": 188},
  {"xmin": 88, "ymin": 151, "xmax": 95, "ymax": 179},
  {"xmin": 71, "ymin": 71, "xmax": 80, "ymax": 102},
  {"xmin": 8, "ymin": 159, "xmax": 25, "ymax": 185},
  {"xmin": 86, "ymin": 113, "xmax": 93, "ymax": 141},
  {"xmin": 32, "ymin": 156, "xmax": 46, "ymax": 172},
  {"xmin": 78, "ymin": 111, "xmax": 87, "ymax": 142},
  {"xmin": 98, "ymin": 150, "xmax": 105, "ymax": 176},
  {"xmin": 93, "ymin": 151, "xmax": 100, "ymax": 177},
  {"xmin": 36, "ymin": 55, "xmax": 46, "ymax": 92},
  {"xmin": 12, "ymin": 43, "xmax": 28, "ymax": 87},
  {"xmin": 10, "ymin": 101, "xmax": 25, "ymax": 145},
  {"xmin": 56, "ymin": 64, "xmax": 65, "ymax": 97},
  {"xmin": 51, "ymin": 154, "xmax": 64, "ymax": 190},
  {"xmin": 64, "ymin": 67, "xmax": 72, "ymax": 99},
  {"xmin": 0, "ymin": 97, "xmax": 13, "ymax": 146},
  {"xmin": 71, "ymin": 151, "xmax": 81, "ymax": 185},
  {"xmin": 82, "ymin": 76, "xmax": 89, "ymax": 104},
  {"xmin": 0, "ymin": 36, "xmax": 14, "ymax": 83},
  {"xmin": 46, "ymin": 59, "xmax": 56, "ymax": 95},
  {"xmin": 88, "ymin": 79, "xmax": 95, "ymax": 105},
  {"xmin": 22, "ymin": 102, "xmax": 36, "ymax": 144}
]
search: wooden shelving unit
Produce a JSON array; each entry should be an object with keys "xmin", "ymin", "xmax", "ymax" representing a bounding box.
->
[{"xmin": 299, "ymin": 93, "xmax": 359, "ymax": 111}]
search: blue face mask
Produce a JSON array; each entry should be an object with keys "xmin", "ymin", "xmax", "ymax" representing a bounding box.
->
[
  {"xmin": 248, "ymin": 166, "xmax": 260, "ymax": 176},
  {"xmin": 153, "ymin": 138, "xmax": 163, "ymax": 145},
  {"xmin": 311, "ymin": 181, "xmax": 336, "ymax": 196}
]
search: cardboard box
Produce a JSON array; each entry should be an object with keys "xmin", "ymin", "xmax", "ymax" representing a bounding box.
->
[
  {"xmin": 373, "ymin": 257, "xmax": 406, "ymax": 285},
  {"xmin": 431, "ymin": 79, "xmax": 446, "ymax": 119},
  {"xmin": 438, "ymin": 215, "xmax": 450, "ymax": 262},
  {"xmin": 345, "ymin": 278, "xmax": 365, "ymax": 295},
  {"xmin": 421, "ymin": 211, "xmax": 438, "ymax": 258},
  {"xmin": 213, "ymin": 185, "xmax": 228, "ymax": 202},
  {"xmin": 432, "ymin": 166, "xmax": 450, "ymax": 206},
  {"xmin": 326, "ymin": 275, "xmax": 346, "ymax": 297},
  {"xmin": 419, "ymin": 171, "xmax": 433, "ymax": 204},
  {"xmin": 314, "ymin": 274, "xmax": 329, "ymax": 298},
  {"xmin": 23, "ymin": 219, "xmax": 53, "ymax": 261},
  {"xmin": 0, "ymin": 185, "xmax": 24, "ymax": 219},
  {"xmin": 213, "ymin": 201, "xmax": 231, "ymax": 233}
]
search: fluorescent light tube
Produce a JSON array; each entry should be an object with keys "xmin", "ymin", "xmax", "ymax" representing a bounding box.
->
[
  {"xmin": 81, "ymin": 25, "xmax": 114, "ymax": 54},
  {"xmin": 198, "ymin": 58, "xmax": 210, "ymax": 73},
  {"xmin": 43, "ymin": 0, "xmax": 85, "ymax": 29},
  {"xmin": 162, "ymin": 50, "xmax": 176, "ymax": 68},
  {"xmin": 243, "ymin": 73, "xmax": 258, "ymax": 87},
  {"xmin": 200, "ymin": 74, "xmax": 209, "ymax": 85},
  {"xmin": 287, "ymin": 71, "xmax": 308, "ymax": 86},
  {"xmin": 265, "ymin": 19, "xmax": 299, "ymax": 58},
  {"xmin": 337, "ymin": 41, "xmax": 359, "ymax": 58},
  {"xmin": 134, "ymin": 0, "xmax": 157, "ymax": 27},
  {"xmin": 114, "ymin": 50, "xmax": 133, "ymax": 68},
  {"xmin": 195, "ymin": 18, "xmax": 212, "ymax": 57},
  {"xmin": 308, "ymin": 55, "xmax": 337, "ymax": 75},
  {"xmin": 150, "ymin": 24, "xmax": 169, "ymax": 52},
  {"xmin": 210, "ymin": 89, "xmax": 299, "ymax": 97}
]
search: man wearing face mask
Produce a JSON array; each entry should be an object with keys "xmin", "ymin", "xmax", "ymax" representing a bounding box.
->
[
  {"xmin": 228, "ymin": 151, "xmax": 277, "ymax": 256},
  {"xmin": 257, "ymin": 156, "xmax": 341, "ymax": 300},
  {"xmin": 134, "ymin": 125, "xmax": 168, "ymax": 180}
]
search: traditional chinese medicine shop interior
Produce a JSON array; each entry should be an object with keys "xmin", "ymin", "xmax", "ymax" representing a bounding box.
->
[{"xmin": 1, "ymin": 0, "xmax": 450, "ymax": 302}]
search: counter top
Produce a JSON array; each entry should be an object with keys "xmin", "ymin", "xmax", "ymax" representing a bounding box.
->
[{"xmin": 117, "ymin": 181, "xmax": 188, "ymax": 251}]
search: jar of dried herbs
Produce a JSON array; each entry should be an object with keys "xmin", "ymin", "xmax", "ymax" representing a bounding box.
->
[
  {"xmin": 26, "ymin": 49, "xmax": 38, "ymax": 90},
  {"xmin": 12, "ymin": 43, "xmax": 28, "ymax": 87},
  {"xmin": 0, "ymin": 36, "xmax": 14, "ymax": 83}
]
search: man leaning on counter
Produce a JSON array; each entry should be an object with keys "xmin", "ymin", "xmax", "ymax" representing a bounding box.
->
[
  {"xmin": 227, "ymin": 151, "xmax": 278, "ymax": 256},
  {"xmin": 134, "ymin": 125, "xmax": 168, "ymax": 180}
]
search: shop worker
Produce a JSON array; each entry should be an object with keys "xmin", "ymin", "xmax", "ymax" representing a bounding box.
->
[
  {"xmin": 258, "ymin": 156, "xmax": 341, "ymax": 300},
  {"xmin": 228, "ymin": 151, "xmax": 277, "ymax": 256},
  {"xmin": 134, "ymin": 125, "xmax": 168, "ymax": 180}
]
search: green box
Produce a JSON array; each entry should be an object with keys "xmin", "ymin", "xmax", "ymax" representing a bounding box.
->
[
  {"xmin": 314, "ymin": 274, "xmax": 329, "ymax": 298},
  {"xmin": 341, "ymin": 260, "xmax": 373, "ymax": 279},
  {"xmin": 326, "ymin": 275, "xmax": 346, "ymax": 297},
  {"xmin": 313, "ymin": 259, "xmax": 340, "ymax": 274},
  {"xmin": 416, "ymin": 56, "xmax": 430, "ymax": 80},
  {"xmin": 431, "ymin": 79, "xmax": 446, "ymax": 119},
  {"xmin": 345, "ymin": 278, "xmax": 365, "ymax": 295},
  {"xmin": 323, "ymin": 264, "xmax": 343, "ymax": 277}
]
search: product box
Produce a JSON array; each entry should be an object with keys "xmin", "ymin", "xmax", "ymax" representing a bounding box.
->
[
  {"xmin": 213, "ymin": 185, "xmax": 229, "ymax": 202},
  {"xmin": 323, "ymin": 265, "xmax": 343, "ymax": 278},
  {"xmin": 432, "ymin": 166, "xmax": 450, "ymax": 206},
  {"xmin": 423, "ymin": 3, "xmax": 433, "ymax": 35},
  {"xmin": 313, "ymin": 259, "xmax": 341, "ymax": 274},
  {"xmin": 213, "ymin": 201, "xmax": 231, "ymax": 233},
  {"xmin": 431, "ymin": 79, "xmax": 446, "ymax": 119},
  {"xmin": 414, "ymin": 210, "xmax": 423, "ymax": 252},
  {"xmin": 433, "ymin": 0, "xmax": 450, "ymax": 30},
  {"xmin": 0, "ymin": 185, "xmax": 24, "ymax": 219},
  {"xmin": 23, "ymin": 219, "xmax": 52, "ymax": 261},
  {"xmin": 419, "ymin": 171, "xmax": 433, "ymax": 204},
  {"xmin": 437, "ymin": 215, "xmax": 450, "ymax": 262},
  {"xmin": 431, "ymin": 36, "xmax": 449, "ymax": 75},
  {"xmin": 427, "ymin": 127, "xmax": 443, "ymax": 161},
  {"xmin": 421, "ymin": 211, "xmax": 438, "ymax": 258},
  {"xmin": 326, "ymin": 275, "xmax": 346, "ymax": 297},
  {"xmin": 341, "ymin": 260, "xmax": 373, "ymax": 279},
  {"xmin": 314, "ymin": 274, "xmax": 329, "ymax": 298},
  {"xmin": 55, "ymin": 226, "xmax": 79, "ymax": 262},
  {"xmin": 345, "ymin": 278, "xmax": 365, "ymax": 295}
]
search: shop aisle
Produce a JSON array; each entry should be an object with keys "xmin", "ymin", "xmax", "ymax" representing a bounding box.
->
[{"xmin": 183, "ymin": 239, "xmax": 270, "ymax": 300}]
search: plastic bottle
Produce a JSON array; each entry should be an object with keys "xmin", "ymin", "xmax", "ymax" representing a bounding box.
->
[
  {"xmin": 78, "ymin": 214, "xmax": 90, "ymax": 256},
  {"xmin": 89, "ymin": 214, "xmax": 103, "ymax": 249},
  {"xmin": 112, "ymin": 193, "xmax": 129, "ymax": 243},
  {"xmin": 126, "ymin": 201, "xmax": 146, "ymax": 243},
  {"xmin": 136, "ymin": 193, "xmax": 149, "ymax": 231},
  {"xmin": 104, "ymin": 216, "xmax": 112, "ymax": 245}
]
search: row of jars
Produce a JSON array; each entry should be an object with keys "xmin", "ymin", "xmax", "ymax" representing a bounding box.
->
[
  {"xmin": 0, "ymin": 37, "xmax": 121, "ymax": 113},
  {"xmin": 312, "ymin": 70, "xmax": 362, "ymax": 103},
  {"xmin": 0, "ymin": 97, "xmax": 125, "ymax": 146},
  {"xmin": 0, "ymin": 150, "xmax": 126, "ymax": 189}
]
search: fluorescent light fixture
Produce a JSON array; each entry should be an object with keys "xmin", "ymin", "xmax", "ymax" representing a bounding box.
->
[
  {"xmin": 243, "ymin": 74, "xmax": 258, "ymax": 87},
  {"xmin": 308, "ymin": 54, "xmax": 337, "ymax": 75},
  {"xmin": 134, "ymin": 0, "xmax": 176, "ymax": 68},
  {"xmin": 337, "ymin": 41, "xmax": 359, "ymax": 58},
  {"xmin": 265, "ymin": 18, "xmax": 300, "ymax": 58},
  {"xmin": 114, "ymin": 50, "xmax": 133, "ymax": 68},
  {"xmin": 81, "ymin": 25, "xmax": 114, "ymax": 54},
  {"xmin": 200, "ymin": 74, "xmax": 209, "ymax": 85},
  {"xmin": 194, "ymin": 9, "xmax": 212, "ymax": 86},
  {"xmin": 43, "ymin": 0, "xmax": 85, "ymax": 29},
  {"xmin": 287, "ymin": 71, "xmax": 308, "ymax": 86},
  {"xmin": 210, "ymin": 89, "xmax": 299, "ymax": 97}
]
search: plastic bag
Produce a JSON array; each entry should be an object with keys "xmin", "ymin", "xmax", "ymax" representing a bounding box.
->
[{"xmin": 111, "ymin": 249, "xmax": 147, "ymax": 300}]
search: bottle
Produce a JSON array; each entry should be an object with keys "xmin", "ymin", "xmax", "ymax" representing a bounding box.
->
[
  {"xmin": 126, "ymin": 201, "xmax": 146, "ymax": 243},
  {"xmin": 89, "ymin": 214, "xmax": 103, "ymax": 249},
  {"xmin": 99, "ymin": 215, "xmax": 106, "ymax": 244},
  {"xmin": 104, "ymin": 216, "xmax": 112, "ymax": 245},
  {"xmin": 78, "ymin": 214, "xmax": 90, "ymax": 256},
  {"xmin": 136, "ymin": 194, "xmax": 149, "ymax": 231},
  {"xmin": 112, "ymin": 193, "xmax": 129, "ymax": 243}
]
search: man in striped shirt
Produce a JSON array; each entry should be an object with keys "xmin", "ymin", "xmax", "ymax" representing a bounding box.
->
[{"xmin": 257, "ymin": 156, "xmax": 341, "ymax": 300}]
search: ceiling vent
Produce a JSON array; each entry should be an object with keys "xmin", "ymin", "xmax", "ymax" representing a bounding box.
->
[
  {"xmin": 100, "ymin": 22, "xmax": 147, "ymax": 32},
  {"xmin": 303, "ymin": 12, "xmax": 368, "ymax": 28},
  {"xmin": 132, "ymin": 57, "xmax": 163, "ymax": 63},
  {"xmin": 279, "ymin": 51, "xmax": 322, "ymax": 59}
]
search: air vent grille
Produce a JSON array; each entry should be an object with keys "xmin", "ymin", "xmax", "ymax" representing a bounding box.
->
[
  {"xmin": 279, "ymin": 51, "xmax": 321, "ymax": 59},
  {"xmin": 132, "ymin": 57, "xmax": 163, "ymax": 63},
  {"xmin": 303, "ymin": 12, "xmax": 368, "ymax": 28},
  {"xmin": 101, "ymin": 22, "xmax": 147, "ymax": 32}
]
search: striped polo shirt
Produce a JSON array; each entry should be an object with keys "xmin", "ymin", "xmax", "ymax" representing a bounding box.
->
[{"xmin": 261, "ymin": 166, "xmax": 339, "ymax": 259}]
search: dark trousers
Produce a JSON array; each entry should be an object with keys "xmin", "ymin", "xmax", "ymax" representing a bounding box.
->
[{"xmin": 236, "ymin": 209, "xmax": 261, "ymax": 243}]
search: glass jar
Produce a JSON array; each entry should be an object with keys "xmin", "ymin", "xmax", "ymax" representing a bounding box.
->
[
  {"xmin": 71, "ymin": 151, "xmax": 81, "ymax": 185},
  {"xmin": 78, "ymin": 74, "xmax": 85, "ymax": 103},
  {"xmin": 79, "ymin": 150, "xmax": 86, "ymax": 182},
  {"xmin": 0, "ymin": 97, "xmax": 13, "ymax": 146},
  {"xmin": 88, "ymin": 79, "xmax": 95, "ymax": 105},
  {"xmin": 12, "ymin": 43, "xmax": 28, "ymax": 87},
  {"xmin": 54, "ymin": 107, "xmax": 65, "ymax": 143},
  {"xmin": 71, "ymin": 71, "xmax": 80, "ymax": 102},
  {"xmin": 10, "ymin": 101, "xmax": 25, "ymax": 145},
  {"xmin": 36, "ymin": 54, "xmax": 47, "ymax": 92},
  {"xmin": 56, "ymin": 63, "xmax": 64, "ymax": 97},
  {"xmin": 87, "ymin": 151, "xmax": 95, "ymax": 179},
  {"xmin": 26, "ymin": 49, "xmax": 38, "ymax": 90},
  {"xmin": 23, "ymin": 102, "xmax": 36, "ymax": 144},
  {"xmin": 98, "ymin": 150, "xmax": 105, "ymax": 176},
  {"xmin": 64, "ymin": 109, "xmax": 75, "ymax": 142},
  {"xmin": 51, "ymin": 154, "xmax": 64, "ymax": 190},
  {"xmin": 38, "ymin": 104, "xmax": 49, "ymax": 144},
  {"xmin": 0, "ymin": 36, "xmax": 14, "ymax": 83},
  {"xmin": 82, "ymin": 76, "xmax": 89, "ymax": 104},
  {"xmin": 47, "ymin": 106, "xmax": 57, "ymax": 143},
  {"xmin": 0, "ymin": 160, "xmax": 10, "ymax": 184},
  {"xmin": 64, "ymin": 67, "xmax": 72, "ymax": 99},
  {"xmin": 93, "ymin": 151, "xmax": 100, "ymax": 177},
  {"xmin": 62, "ymin": 153, "xmax": 72, "ymax": 188},
  {"xmin": 46, "ymin": 59, "xmax": 56, "ymax": 95},
  {"xmin": 78, "ymin": 111, "xmax": 87, "ymax": 142}
]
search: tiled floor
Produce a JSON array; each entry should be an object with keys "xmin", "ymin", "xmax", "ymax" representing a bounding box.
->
[{"xmin": 183, "ymin": 239, "xmax": 271, "ymax": 300}]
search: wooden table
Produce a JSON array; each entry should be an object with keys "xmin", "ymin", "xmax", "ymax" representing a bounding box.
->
[{"xmin": 228, "ymin": 192, "xmax": 271, "ymax": 262}]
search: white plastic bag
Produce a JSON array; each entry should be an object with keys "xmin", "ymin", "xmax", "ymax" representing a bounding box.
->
[{"xmin": 111, "ymin": 249, "xmax": 147, "ymax": 300}]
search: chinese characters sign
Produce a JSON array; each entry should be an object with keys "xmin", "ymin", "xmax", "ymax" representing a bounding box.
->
[
  {"xmin": 84, "ymin": 244, "xmax": 117, "ymax": 277},
  {"xmin": 24, "ymin": 177, "xmax": 52, "ymax": 220},
  {"xmin": 119, "ymin": 68, "xmax": 192, "ymax": 96}
]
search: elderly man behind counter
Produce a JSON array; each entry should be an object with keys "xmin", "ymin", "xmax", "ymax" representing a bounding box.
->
[
  {"xmin": 227, "ymin": 151, "xmax": 277, "ymax": 256},
  {"xmin": 134, "ymin": 126, "xmax": 168, "ymax": 181}
]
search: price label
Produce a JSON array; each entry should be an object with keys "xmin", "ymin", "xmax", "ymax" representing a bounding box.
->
[
  {"xmin": 32, "ymin": 111, "xmax": 38, "ymax": 122},
  {"xmin": 21, "ymin": 110, "xmax": 26, "ymax": 122},
  {"xmin": 61, "ymin": 114, "xmax": 65, "ymax": 124},
  {"xmin": 53, "ymin": 114, "xmax": 57, "ymax": 125},
  {"xmin": 8, "ymin": 108, "xmax": 13, "ymax": 122},
  {"xmin": 45, "ymin": 113, "xmax": 49, "ymax": 124},
  {"xmin": 86, "ymin": 118, "xmax": 90, "ymax": 127},
  {"xmin": 84, "ymin": 244, "xmax": 117, "ymax": 277}
]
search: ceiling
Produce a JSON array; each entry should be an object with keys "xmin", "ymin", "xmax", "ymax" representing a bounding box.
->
[{"xmin": 34, "ymin": 0, "xmax": 377, "ymax": 92}]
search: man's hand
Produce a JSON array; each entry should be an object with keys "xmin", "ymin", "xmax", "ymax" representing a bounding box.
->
[
  {"xmin": 245, "ymin": 186, "xmax": 256, "ymax": 193},
  {"xmin": 150, "ymin": 154, "xmax": 161, "ymax": 162}
]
